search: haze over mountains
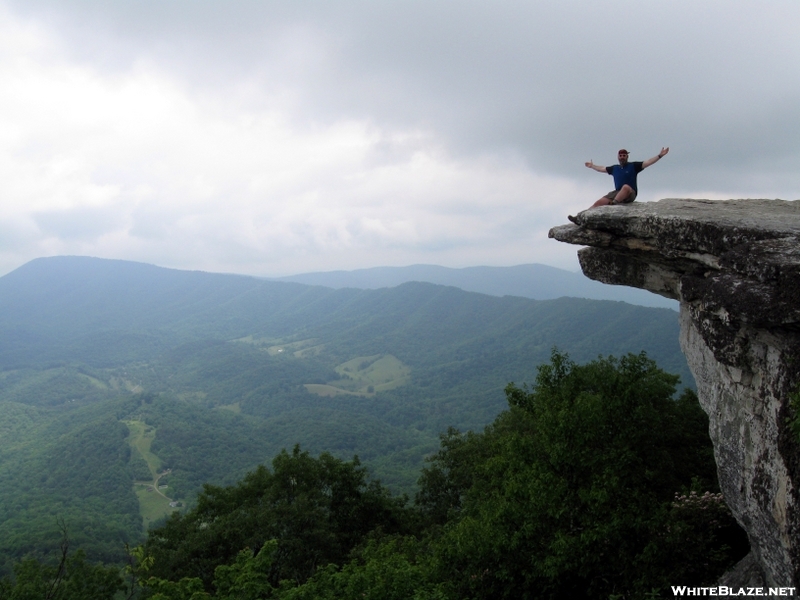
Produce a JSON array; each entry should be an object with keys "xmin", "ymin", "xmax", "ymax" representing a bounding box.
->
[
  {"xmin": 0, "ymin": 256, "xmax": 685, "ymax": 383},
  {"xmin": 0, "ymin": 255, "xmax": 689, "ymax": 571},
  {"xmin": 273, "ymin": 263, "xmax": 679, "ymax": 309}
]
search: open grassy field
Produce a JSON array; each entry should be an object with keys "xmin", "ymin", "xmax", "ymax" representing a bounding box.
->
[
  {"xmin": 134, "ymin": 482, "xmax": 178, "ymax": 529},
  {"xmin": 306, "ymin": 354, "xmax": 411, "ymax": 397},
  {"xmin": 125, "ymin": 420, "xmax": 179, "ymax": 527},
  {"xmin": 125, "ymin": 420, "xmax": 161, "ymax": 478},
  {"xmin": 265, "ymin": 338, "xmax": 322, "ymax": 357},
  {"xmin": 232, "ymin": 335, "xmax": 324, "ymax": 357}
]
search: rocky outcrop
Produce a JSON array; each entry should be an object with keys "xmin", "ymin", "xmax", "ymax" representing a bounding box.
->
[{"xmin": 549, "ymin": 198, "xmax": 800, "ymax": 587}]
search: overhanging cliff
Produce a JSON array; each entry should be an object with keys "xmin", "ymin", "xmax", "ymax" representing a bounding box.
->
[{"xmin": 549, "ymin": 198, "xmax": 800, "ymax": 587}]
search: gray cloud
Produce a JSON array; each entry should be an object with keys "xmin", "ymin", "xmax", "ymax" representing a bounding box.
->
[
  {"xmin": 11, "ymin": 0, "xmax": 798, "ymax": 195},
  {"xmin": 33, "ymin": 205, "xmax": 126, "ymax": 241},
  {"xmin": 1, "ymin": 0, "xmax": 798, "ymax": 276}
]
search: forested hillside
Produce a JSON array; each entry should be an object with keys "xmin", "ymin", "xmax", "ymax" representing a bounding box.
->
[
  {"xmin": 1, "ymin": 353, "xmax": 747, "ymax": 599},
  {"xmin": 0, "ymin": 256, "xmax": 692, "ymax": 573},
  {"xmin": 273, "ymin": 263, "xmax": 678, "ymax": 309}
]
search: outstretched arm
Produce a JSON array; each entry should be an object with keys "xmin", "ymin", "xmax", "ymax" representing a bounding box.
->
[
  {"xmin": 642, "ymin": 147, "xmax": 669, "ymax": 169},
  {"xmin": 585, "ymin": 160, "xmax": 607, "ymax": 173}
]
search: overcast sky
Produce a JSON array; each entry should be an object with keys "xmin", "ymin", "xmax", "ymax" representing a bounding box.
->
[{"xmin": 1, "ymin": 1, "xmax": 798, "ymax": 277}]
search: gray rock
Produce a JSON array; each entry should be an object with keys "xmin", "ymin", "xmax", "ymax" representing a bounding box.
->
[
  {"xmin": 550, "ymin": 198, "xmax": 800, "ymax": 586},
  {"xmin": 718, "ymin": 552, "xmax": 767, "ymax": 589}
]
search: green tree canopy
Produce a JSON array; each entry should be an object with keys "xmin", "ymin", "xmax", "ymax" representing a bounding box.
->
[
  {"xmin": 144, "ymin": 446, "xmax": 411, "ymax": 590},
  {"xmin": 418, "ymin": 350, "xmax": 744, "ymax": 599}
]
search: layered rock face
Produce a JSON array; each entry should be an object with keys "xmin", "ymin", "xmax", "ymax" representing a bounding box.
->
[{"xmin": 549, "ymin": 198, "xmax": 800, "ymax": 586}]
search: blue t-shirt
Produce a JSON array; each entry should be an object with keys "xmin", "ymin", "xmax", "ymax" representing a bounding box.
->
[{"xmin": 606, "ymin": 162, "xmax": 644, "ymax": 192}]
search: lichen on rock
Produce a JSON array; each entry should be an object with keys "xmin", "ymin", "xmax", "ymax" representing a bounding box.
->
[{"xmin": 549, "ymin": 198, "xmax": 800, "ymax": 587}]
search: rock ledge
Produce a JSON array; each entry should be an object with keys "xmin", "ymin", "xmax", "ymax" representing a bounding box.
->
[{"xmin": 549, "ymin": 198, "xmax": 800, "ymax": 587}]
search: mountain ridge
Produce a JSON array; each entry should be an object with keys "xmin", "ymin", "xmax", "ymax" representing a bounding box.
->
[
  {"xmin": 272, "ymin": 263, "xmax": 678, "ymax": 309},
  {"xmin": 0, "ymin": 255, "xmax": 690, "ymax": 568}
]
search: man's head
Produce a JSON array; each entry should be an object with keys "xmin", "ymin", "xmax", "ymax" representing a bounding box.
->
[{"xmin": 618, "ymin": 149, "xmax": 629, "ymax": 165}]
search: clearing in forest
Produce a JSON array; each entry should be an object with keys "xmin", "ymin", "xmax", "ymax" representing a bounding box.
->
[
  {"xmin": 233, "ymin": 336, "xmax": 324, "ymax": 358},
  {"xmin": 305, "ymin": 354, "xmax": 411, "ymax": 397},
  {"xmin": 124, "ymin": 420, "xmax": 179, "ymax": 528}
]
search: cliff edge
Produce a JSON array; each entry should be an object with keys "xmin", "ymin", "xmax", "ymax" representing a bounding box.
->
[{"xmin": 549, "ymin": 198, "xmax": 800, "ymax": 587}]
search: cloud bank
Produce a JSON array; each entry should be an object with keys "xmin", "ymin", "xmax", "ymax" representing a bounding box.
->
[{"xmin": 1, "ymin": 1, "xmax": 798, "ymax": 276}]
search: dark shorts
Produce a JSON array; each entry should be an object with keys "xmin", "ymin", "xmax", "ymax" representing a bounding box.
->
[{"xmin": 604, "ymin": 189, "xmax": 637, "ymax": 204}]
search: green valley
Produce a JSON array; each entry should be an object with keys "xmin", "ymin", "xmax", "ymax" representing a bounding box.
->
[{"xmin": 0, "ymin": 256, "xmax": 694, "ymax": 574}]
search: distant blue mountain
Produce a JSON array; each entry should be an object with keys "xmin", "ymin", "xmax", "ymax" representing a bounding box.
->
[
  {"xmin": 272, "ymin": 264, "xmax": 678, "ymax": 309},
  {"xmin": 0, "ymin": 255, "xmax": 690, "ymax": 553}
]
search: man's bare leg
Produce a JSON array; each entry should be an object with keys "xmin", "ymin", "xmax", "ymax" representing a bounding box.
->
[
  {"xmin": 590, "ymin": 196, "xmax": 612, "ymax": 208},
  {"xmin": 615, "ymin": 185, "xmax": 634, "ymax": 203},
  {"xmin": 569, "ymin": 185, "xmax": 636, "ymax": 223},
  {"xmin": 590, "ymin": 184, "xmax": 634, "ymax": 208}
]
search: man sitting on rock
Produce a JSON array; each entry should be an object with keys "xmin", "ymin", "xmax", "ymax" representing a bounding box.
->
[{"xmin": 568, "ymin": 147, "xmax": 669, "ymax": 224}]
